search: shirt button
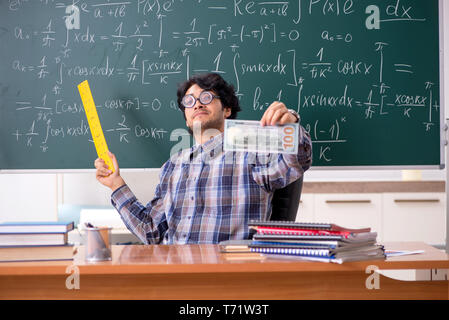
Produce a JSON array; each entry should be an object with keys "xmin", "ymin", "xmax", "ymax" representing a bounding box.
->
[
  {"xmin": 187, "ymin": 216, "xmax": 191, "ymax": 220},
  {"xmin": 191, "ymin": 196, "xmax": 194, "ymax": 200}
]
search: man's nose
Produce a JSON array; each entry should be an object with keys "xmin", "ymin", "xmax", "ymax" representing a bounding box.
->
[{"xmin": 193, "ymin": 101, "xmax": 205, "ymax": 110}]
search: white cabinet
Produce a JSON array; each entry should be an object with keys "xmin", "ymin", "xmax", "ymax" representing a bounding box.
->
[
  {"xmin": 297, "ymin": 190, "xmax": 446, "ymax": 246},
  {"xmin": 314, "ymin": 193, "xmax": 383, "ymax": 239},
  {"xmin": 296, "ymin": 194, "xmax": 315, "ymax": 222},
  {"xmin": 382, "ymin": 193, "xmax": 446, "ymax": 245}
]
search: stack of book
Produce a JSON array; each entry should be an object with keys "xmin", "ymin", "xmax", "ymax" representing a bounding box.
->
[
  {"xmin": 247, "ymin": 220, "xmax": 386, "ymax": 264},
  {"xmin": 0, "ymin": 221, "xmax": 76, "ymax": 262}
]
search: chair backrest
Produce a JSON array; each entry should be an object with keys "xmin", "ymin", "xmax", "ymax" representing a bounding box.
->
[{"xmin": 270, "ymin": 176, "xmax": 304, "ymax": 221}]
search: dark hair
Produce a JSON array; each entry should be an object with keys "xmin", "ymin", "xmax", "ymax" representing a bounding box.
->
[{"xmin": 176, "ymin": 73, "xmax": 241, "ymax": 119}]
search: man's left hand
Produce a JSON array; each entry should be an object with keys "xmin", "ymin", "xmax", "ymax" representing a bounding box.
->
[{"xmin": 260, "ymin": 101, "xmax": 297, "ymax": 126}]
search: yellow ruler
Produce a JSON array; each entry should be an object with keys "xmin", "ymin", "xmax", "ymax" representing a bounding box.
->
[{"xmin": 77, "ymin": 80, "xmax": 115, "ymax": 172}]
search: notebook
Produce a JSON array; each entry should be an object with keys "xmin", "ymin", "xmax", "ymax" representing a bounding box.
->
[
  {"xmin": 252, "ymin": 226, "xmax": 356, "ymax": 238},
  {"xmin": 248, "ymin": 220, "xmax": 371, "ymax": 233},
  {"xmin": 218, "ymin": 240, "xmax": 252, "ymax": 253},
  {"xmin": 252, "ymin": 232, "xmax": 378, "ymax": 244},
  {"xmin": 251, "ymin": 246, "xmax": 386, "ymax": 264},
  {"xmin": 250, "ymin": 241, "xmax": 381, "ymax": 253}
]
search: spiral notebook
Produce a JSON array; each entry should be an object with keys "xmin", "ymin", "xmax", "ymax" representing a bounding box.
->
[
  {"xmin": 247, "ymin": 220, "xmax": 383, "ymax": 263},
  {"xmin": 248, "ymin": 220, "xmax": 371, "ymax": 233},
  {"xmin": 251, "ymin": 246, "xmax": 333, "ymax": 258},
  {"xmin": 251, "ymin": 246, "xmax": 386, "ymax": 264},
  {"xmin": 252, "ymin": 232, "xmax": 378, "ymax": 244},
  {"xmin": 252, "ymin": 226, "xmax": 355, "ymax": 238},
  {"xmin": 250, "ymin": 241, "xmax": 381, "ymax": 253}
]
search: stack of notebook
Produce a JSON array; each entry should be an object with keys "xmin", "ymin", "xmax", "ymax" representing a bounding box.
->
[
  {"xmin": 246, "ymin": 220, "xmax": 386, "ymax": 264},
  {"xmin": 0, "ymin": 221, "xmax": 76, "ymax": 262}
]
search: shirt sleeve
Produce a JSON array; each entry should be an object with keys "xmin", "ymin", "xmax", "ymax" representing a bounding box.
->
[
  {"xmin": 250, "ymin": 124, "xmax": 312, "ymax": 192},
  {"xmin": 110, "ymin": 160, "xmax": 174, "ymax": 244}
]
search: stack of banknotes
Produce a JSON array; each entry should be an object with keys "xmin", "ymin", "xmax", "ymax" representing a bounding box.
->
[{"xmin": 224, "ymin": 119, "xmax": 298, "ymax": 154}]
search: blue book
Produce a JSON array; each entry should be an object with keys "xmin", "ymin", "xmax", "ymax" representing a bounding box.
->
[{"xmin": 0, "ymin": 221, "xmax": 74, "ymax": 234}]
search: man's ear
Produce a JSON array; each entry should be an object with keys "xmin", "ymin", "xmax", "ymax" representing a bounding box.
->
[{"xmin": 224, "ymin": 107, "xmax": 232, "ymax": 119}]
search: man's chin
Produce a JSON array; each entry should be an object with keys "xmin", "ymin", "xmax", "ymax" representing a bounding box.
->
[
  {"xmin": 188, "ymin": 119, "xmax": 223, "ymax": 134},
  {"xmin": 192, "ymin": 119, "xmax": 212, "ymax": 129},
  {"xmin": 193, "ymin": 119, "xmax": 204, "ymax": 125}
]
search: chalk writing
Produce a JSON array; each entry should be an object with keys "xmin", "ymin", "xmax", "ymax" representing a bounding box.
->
[{"xmin": 0, "ymin": 0, "xmax": 441, "ymax": 169}]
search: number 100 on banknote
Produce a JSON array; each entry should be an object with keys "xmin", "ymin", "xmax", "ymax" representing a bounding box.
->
[{"xmin": 224, "ymin": 120, "xmax": 299, "ymax": 154}]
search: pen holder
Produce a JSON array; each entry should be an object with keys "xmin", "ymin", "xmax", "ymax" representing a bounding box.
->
[{"xmin": 85, "ymin": 226, "xmax": 112, "ymax": 262}]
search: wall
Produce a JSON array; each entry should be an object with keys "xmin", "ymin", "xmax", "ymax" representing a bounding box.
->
[
  {"xmin": 0, "ymin": 174, "xmax": 58, "ymax": 222},
  {"xmin": 0, "ymin": 3, "xmax": 448, "ymax": 222}
]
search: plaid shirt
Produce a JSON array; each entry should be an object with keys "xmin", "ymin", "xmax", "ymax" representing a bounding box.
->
[{"xmin": 111, "ymin": 125, "xmax": 312, "ymax": 244}]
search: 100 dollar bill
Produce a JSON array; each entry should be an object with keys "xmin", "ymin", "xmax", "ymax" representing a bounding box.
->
[{"xmin": 224, "ymin": 119, "xmax": 298, "ymax": 154}]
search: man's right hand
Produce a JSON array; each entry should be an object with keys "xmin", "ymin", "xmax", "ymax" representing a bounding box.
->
[{"xmin": 94, "ymin": 151, "xmax": 126, "ymax": 192}]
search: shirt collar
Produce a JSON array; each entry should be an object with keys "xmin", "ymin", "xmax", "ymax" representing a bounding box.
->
[{"xmin": 192, "ymin": 132, "xmax": 224, "ymax": 155}]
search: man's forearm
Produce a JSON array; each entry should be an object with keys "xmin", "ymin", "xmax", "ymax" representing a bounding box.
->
[{"xmin": 111, "ymin": 176, "xmax": 126, "ymax": 192}]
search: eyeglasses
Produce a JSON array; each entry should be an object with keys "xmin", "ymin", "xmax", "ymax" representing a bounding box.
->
[{"xmin": 181, "ymin": 91, "xmax": 220, "ymax": 108}]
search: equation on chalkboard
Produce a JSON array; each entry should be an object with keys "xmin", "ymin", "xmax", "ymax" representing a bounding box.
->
[{"xmin": 0, "ymin": 0, "xmax": 443, "ymax": 170}]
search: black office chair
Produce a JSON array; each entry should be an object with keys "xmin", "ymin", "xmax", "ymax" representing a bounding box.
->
[{"xmin": 270, "ymin": 176, "xmax": 304, "ymax": 221}]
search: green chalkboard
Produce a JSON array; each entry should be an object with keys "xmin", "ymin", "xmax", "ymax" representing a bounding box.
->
[{"xmin": 0, "ymin": 0, "xmax": 443, "ymax": 170}]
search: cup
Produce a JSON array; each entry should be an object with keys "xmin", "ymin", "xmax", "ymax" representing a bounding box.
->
[{"xmin": 85, "ymin": 226, "xmax": 112, "ymax": 262}]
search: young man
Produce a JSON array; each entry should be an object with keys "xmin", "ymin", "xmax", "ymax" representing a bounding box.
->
[{"xmin": 95, "ymin": 73, "xmax": 312, "ymax": 244}]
